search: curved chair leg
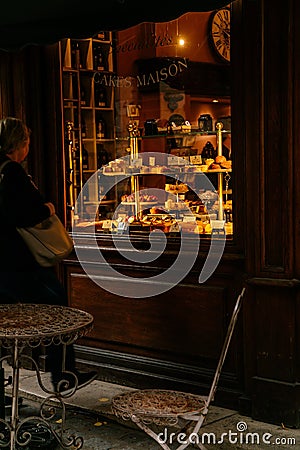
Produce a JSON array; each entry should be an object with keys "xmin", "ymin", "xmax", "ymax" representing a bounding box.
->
[{"xmin": 132, "ymin": 415, "xmax": 172, "ymax": 450}]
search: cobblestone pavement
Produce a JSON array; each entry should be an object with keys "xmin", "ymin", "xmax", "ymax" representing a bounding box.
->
[
  {"xmin": 9, "ymin": 398, "xmax": 161, "ymax": 449},
  {"xmin": 3, "ymin": 366, "xmax": 300, "ymax": 450},
  {"xmin": 12, "ymin": 397, "xmax": 300, "ymax": 450}
]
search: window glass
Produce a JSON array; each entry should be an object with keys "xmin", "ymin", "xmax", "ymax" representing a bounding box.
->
[{"xmin": 64, "ymin": 7, "xmax": 232, "ymax": 238}]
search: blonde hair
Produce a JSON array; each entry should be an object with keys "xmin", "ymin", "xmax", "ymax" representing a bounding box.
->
[{"xmin": 0, "ymin": 117, "xmax": 31, "ymax": 156}]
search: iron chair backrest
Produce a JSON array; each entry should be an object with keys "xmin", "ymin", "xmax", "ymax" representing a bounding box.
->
[
  {"xmin": 111, "ymin": 287, "xmax": 246, "ymax": 450},
  {"xmin": 206, "ymin": 286, "xmax": 246, "ymax": 407},
  {"xmin": 184, "ymin": 286, "xmax": 246, "ymax": 444}
]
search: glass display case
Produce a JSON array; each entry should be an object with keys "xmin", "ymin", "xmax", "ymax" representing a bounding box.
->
[
  {"xmin": 59, "ymin": 8, "xmax": 233, "ymax": 239},
  {"xmin": 73, "ymin": 122, "xmax": 233, "ymax": 238}
]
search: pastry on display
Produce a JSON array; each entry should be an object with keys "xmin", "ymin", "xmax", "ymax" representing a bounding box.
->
[
  {"xmin": 202, "ymin": 154, "xmax": 231, "ymax": 171},
  {"xmin": 98, "ymin": 140, "xmax": 232, "ymax": 237},
  {"xmin": 205, "ymin": 158, "xmax": 215, "ymax": 167},
  {"xmin": 198, "ymin": 165, "xmax": 208, "ymax": 172},
  {"xmin": 215, "ymin": 155, "xmax": 227, "ymax": 164},
  {"xmin": 165, "ymin": 183, "xmax": 189, "ymax": 194},
  {"xmin": 210, "ymin": 163, "xmax": 221, "ymax": 170},
  {"xmin": 121, "ymin": 193, "xmax": 158, "ymax": 203},
  {"xmin": 220, "ymin": 160, "xmax": 231, "ymax": 169},
  {"xmin": 103, "ymin": 159, "xmax": 126, "ymax": 174},
  {"xmin": 149, "ymin": 206, "xmax": 166, "ymax": 214}
]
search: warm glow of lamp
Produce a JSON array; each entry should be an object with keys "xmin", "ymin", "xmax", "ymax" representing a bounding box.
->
[{"xmin": 178, "ymin": 38, "xmax": 185, "ymax": 46}]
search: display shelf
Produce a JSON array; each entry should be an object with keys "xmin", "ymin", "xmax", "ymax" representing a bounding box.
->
[
  {"xmin": 121, "ymin": 202, "xmax": 158, "ymax": 206},
  {"xmin": 60, "ymin": 33, "xmax": 116, "ymax": 225},
  {"xmin": 127, "ymin": 130, "xmax": 232, "ymax": 139},
  {"xmin": 95, "ymin": 122, "xmax": 233, "ymax": 236},
  {"xmin": 101, "ymin": 167, "xmax": 232, "ymax": 176},
  {"xmin": 98, "ymin": 200, "xmax": 115, "ymax": 204}
]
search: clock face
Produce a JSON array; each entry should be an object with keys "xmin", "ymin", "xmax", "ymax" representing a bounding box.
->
[{"xmin": 210, "ymin": 7, "xmax": 231, "ymax": 63}]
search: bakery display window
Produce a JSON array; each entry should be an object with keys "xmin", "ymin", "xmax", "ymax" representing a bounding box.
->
[{"xmin": 61, "ymin": 6, "xmax": 233, "ymax": 239}]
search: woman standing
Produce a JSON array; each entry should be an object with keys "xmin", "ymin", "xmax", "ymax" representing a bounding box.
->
[{"xmin": 0, "ymin": 117, "xmax": 97, "ymax": 392}]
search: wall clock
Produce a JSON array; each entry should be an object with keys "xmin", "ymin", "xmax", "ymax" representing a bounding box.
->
[{"xmin": 209, "ymin": 7, "xmax": 231, "ymax": 63}]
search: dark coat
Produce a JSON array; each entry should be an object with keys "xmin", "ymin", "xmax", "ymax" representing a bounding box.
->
[{"xmin": 0, "ymin": 158, "xmax": 50, "ymax": 271}]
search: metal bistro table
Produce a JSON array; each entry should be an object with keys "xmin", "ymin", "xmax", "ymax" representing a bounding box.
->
[{"xmin": 0, "ymin": 303, "xmax": 94, "ymax": 450}]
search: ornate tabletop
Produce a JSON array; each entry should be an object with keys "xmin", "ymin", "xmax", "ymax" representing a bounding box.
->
[{"xmin": 0, "ymin": 303, "xmax": 94, "ymax": 347}]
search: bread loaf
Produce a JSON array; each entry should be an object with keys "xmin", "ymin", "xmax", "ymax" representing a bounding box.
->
[
  {"xmin": 215, "ymin": 155, "xmax": 227, "ymax": 164},
  {"xmin": 210, "ymin": 163, "xmax": 221, "ymax": 170},
  {"xmin": 220, "ymin": 160, "xmax": 232, "ymax": 169}
]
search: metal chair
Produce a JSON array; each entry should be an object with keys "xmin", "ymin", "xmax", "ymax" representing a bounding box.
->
[{"xmin": 112, "ymin": 287, "xmax": 246, "ymax": 450}]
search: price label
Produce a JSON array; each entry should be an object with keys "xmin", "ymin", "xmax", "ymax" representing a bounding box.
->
[
  {"xmin": 182, "ymin": 215, "xmax": 196, "ymax": 222},
  {"xmin": 149, "ymin": 156, "xmax": 156, "ymax": 166},
  {"xmin": 210, "ymin": 220, "xmax": 225, "ymax": 229},
  {"xmin": 168, "ymin": 156, "xmax": 179, "ymax": 166},
  {"xmin": 102, "ymin": 220, "xmax": 111, "ymax": 229},
  {"xmin": 190, "ymin": 155, "xmax": 202, "ymax": 165}
]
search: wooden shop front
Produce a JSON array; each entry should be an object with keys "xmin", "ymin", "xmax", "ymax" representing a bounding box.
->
[{"xmin": 0, "ymin": 0, "xmax": 300, "ymax": 428}]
